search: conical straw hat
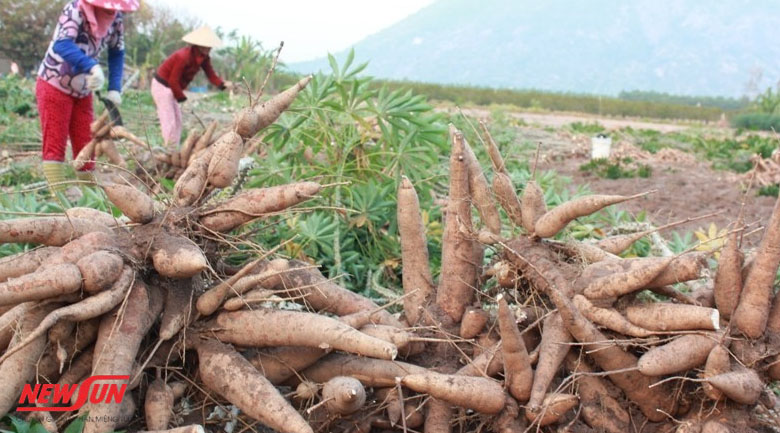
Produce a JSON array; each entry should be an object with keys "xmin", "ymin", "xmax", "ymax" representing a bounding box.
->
[{"xmin": 182, "ymin": 26, "xmax": 223, "ymax": 48}]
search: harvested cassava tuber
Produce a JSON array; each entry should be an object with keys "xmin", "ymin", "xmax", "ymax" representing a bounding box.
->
[
  {"xmin": 207, "ymin": 131, "xmax": 243, "ymax": 188},
  {"xmin": 459, "ymin": 306, "xmax": 489, "ymax": 339},
  {"xmin": 705, "ymin": 368, "xmax": 764, "ymax": 405},
  {"xmin": 397, "ymin": 176, "xmax": 435, "ymax": 326},
  {"xmin": 150, "ymin": 234, "xmax": 208, "ymax": 279},
  {"xmin": 0, "ymin": 247, "xmax": 57, "ymax": 283},
  {"xmin": 0, "ymin": 217, "xmax": 110, "ymax": 246},
  {"xmin": 626, "ymin": 303, "xmax": 720, "ymax": 331},
  {"xmin": 497, "ymin": 295, "xmax": 533, "ymax": 402},
  {"xmin": 199, "ymin": 182, "xmax": 322, "ymax": 232},
  {"xmin": 322, "ymin": 376, "xmax": 366, "ymax": 415},
  {"xmin": 212, "ymin": 309, "xmax": 398, "ymax": 360},
  {"xmin": 637, "ymin": 333, "xmax": 719, "ymax": 376},
  {"xmin": 400, "ymin": 372, "xmax": 506, "ymax": 414},
  {"xmin": 0, "ymin": 263, "xmax": 82, "ymax": 306},
  {"xmin": 526, "ymin": 393, "xmax": 578, "ymax": 427},
  {"xmin": 196, "ymin": 339, "xmax": 314, "ymax": 433},
  {"xmin": 145, "ymin": 376, "xmax": 174, "ymax": 430},
  {"xmin": 535, "ymin": 192, "xmax": 652, "ymax": 238},
  {"xmin": 77, "ymin": 250, "xmax": 124, "ymax": 293},
  {"xmin": 101, "ymin": 181, "xmax": 156, "ymax": 224},
  {"xmin": 436, "ymin": 131, "xmax": 477, "ymax": 321}
]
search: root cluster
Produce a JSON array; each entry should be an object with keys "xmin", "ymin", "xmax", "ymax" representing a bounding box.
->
[{"xmin": 1, "ymin": 79, "xmax": 779, "ymax": 433}]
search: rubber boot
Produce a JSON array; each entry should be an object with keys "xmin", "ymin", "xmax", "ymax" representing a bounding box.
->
[
  {"xmin": 42, "ymin": 161, "xmax": 67, "ymax": 193},
  {"xmin": 75, "ymin": 170, "xmax": 95, "ymax": 183}
]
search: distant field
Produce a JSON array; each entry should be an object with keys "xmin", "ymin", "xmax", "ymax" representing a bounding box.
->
[{"xmin": 376, "ymin": 79, "xmax": 737, "ymax": 122}]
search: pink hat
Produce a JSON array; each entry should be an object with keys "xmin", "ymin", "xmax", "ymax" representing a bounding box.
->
[{"xmin": 83, "ymin": 0, "xmax": 140, "ymax": 12}]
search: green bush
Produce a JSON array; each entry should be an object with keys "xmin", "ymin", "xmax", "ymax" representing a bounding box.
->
[
  {"xmin": 375, "ymin": 80, "xmax": 725, "ymax": 121},
  {"xmin": 0, "ymin": 76, "xmax": 36, "ymax": 121},
  {"xmin": 569, "ymin": 121, "xmax": 605, "ymax": 134},
  {"xmin": 732, "ymin": 113, "xmax": 780, "ymax": 131},
  {"xmin": 579, "ymin": 158, "xmax": 652, "ymax": 179},
  {"xmin": 758, "ymin": 185, "xmax": 779, "ymax": 197}
]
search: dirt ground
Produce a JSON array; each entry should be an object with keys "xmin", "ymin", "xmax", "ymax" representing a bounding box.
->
[{"xmin": 478, "ymin": 109, "xmax": 779, "ymax": 247}]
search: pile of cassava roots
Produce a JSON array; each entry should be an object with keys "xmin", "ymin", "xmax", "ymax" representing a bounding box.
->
[{"xmin": 0, "ymin": 76, "xmax": 779, "ymax": 433}]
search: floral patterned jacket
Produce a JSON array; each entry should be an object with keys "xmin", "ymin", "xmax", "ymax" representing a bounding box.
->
[{"xmin": 37, "ymin": 0, "xmax": 124, "ymax": 98}]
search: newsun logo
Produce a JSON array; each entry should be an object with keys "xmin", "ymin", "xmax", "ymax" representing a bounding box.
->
[{"xmin": 17, "ymin": 375, "xmax": 128, "ymax": 412}]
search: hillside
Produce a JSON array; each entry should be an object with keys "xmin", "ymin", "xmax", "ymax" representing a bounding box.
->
[{"xmin": 291, "ymin": 0, "xmax": 780, "ymax": 97}]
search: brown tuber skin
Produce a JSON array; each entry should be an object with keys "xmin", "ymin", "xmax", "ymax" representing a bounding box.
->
[
  {"xmin": 0, "ymin": 217, "xmax": 110, "ymax": 247},
  {"xmin": 521, "ymin": 180, "xmax": 547, "ymax": 234},
  {"xmin": 101, "ymin": 181, "xmax": 156, "ymax": 224},
  {"xmin": 0, "ymin": 247, "xmax": 57, "ymax": 283},
  {"xmin": 322, "ymin": 376, "xmax": 366, "ymax": 415},
  {"xmin": 459, "ymin": 306, "xmax": 489, "ymax": 339},
  {"xmin": 702, "ymin": 344, "xmax": 730, "ymax": 401},
  {"xmin": 526, "ymin": 393, "xmax": 578, "ymax": 427},
  {"xmin": 145, "ymin": 376, "xmax": 174, "ymax": 430},
  {"xmin": 732, "ymin": 195, "xmax": 780, "ymax": 338},
  {"xmin": 625, "ymin": 303, "xmax": 720, "ymax": 332},
  {"xmin": 0, "ymin": 263, "xmax": 82, "ymax": 306},
  {"xmin": 150, "ymin": 234, "xmax": 208, "ymax": 279},
  {"xmin": 196, "ymin": 339, "xmax": 314, "ymax": 433},
  {"xmin": 199, "ymin": 182, "xmax": 322, "ymax": 232},
  {"xmin": 497, "ymin": 296, "xmax": 533, "ymax": 402},
  {"xmin": 207, "ymin": 131, "xmax": 244, "ymax": 188},
  {"xmin": 637, "ymin": 333, "xmax": 719, "ymax": 376},
  {"xmin": 705, "ymin": 368, "xmax": 764, "ymax": 405},
  {"xmin": 535, "ymin": 192, "xmax": 650, "ymax": 238},
  {"xmin": 400, "ymin": 372, "xmax": 506, "ymax": 414},
  {"xmin": 213, "ymin": 309, "xmax": 398, "ymax": 360},
  {"xmin": 714, "ymin": 226, "xmax": 744, "ymax": 318},
  {"xmin": 82, "ymin": 281, "xmax": 162, "ymax": 433},
  {"xmin": 436, "ymin": 131, "xmax": 477, "ymax": 322},
  {"xmin": 397, "ymin": 176, "xmax": 435, "ymax": 326},
  {"xmin": 77, "ymin": 250, "xmax": 124, "ymax": 293},
  {"xmin": 528, "ymin": 312, "xmax": 572, "ymax": 410}
]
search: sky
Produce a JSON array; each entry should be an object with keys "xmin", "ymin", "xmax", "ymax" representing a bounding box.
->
[{"xmin": 148, "ymin": 0, "xmax": 435, "ymax": 63}]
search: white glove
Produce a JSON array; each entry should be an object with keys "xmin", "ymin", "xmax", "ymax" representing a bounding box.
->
[
  {"xmin": 105, "ymin": 90, "xmax": 122, "ymax": 105},
  {"xmin": 86, "ymin": 65, "xmax": 105, "ymax": 91}
]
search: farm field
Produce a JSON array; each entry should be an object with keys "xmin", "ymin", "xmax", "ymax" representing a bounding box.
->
[{"xmin": 1, "ymin": 64, "xmax": 780, "ymax": 433}]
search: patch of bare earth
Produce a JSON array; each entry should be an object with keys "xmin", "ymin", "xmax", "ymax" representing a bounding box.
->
[{"xmin": 536, "ymin": 130, "xmax": 777, "ymax": 245}]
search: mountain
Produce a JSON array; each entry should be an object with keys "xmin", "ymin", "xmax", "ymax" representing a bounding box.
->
[{"xmin": 290, "ymin": 0, "xmax": 780, "ymax": 98}]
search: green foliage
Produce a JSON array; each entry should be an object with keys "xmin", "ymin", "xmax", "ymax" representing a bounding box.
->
[
  {"xmin": 690, "ymin": 134, "xmax": 776, "ymax": 173},
  {"xmin": 124, "ymin": 3, "xmax": 199, "ymax": 71},
  {"xmin": 0, "ymin": 186, "xmax": 114, "ymax": 259},
  {"xmin": 752, "ymin": 86, "xmax": 780, "ymax": 115},
  {"xmin": 0, "ymin": 414, "xmax": 113, "ymax": 433},
  {"xmin": 0, "ymin": 0, "xmax": 67, "ymax": 72},
  {"xmin": 667, "ymin": 231, "xmax": 696, "ymax": 253},
  {"xmin": 244, "ymin": 51, "xmax": 448, "ymax": 293},
  {"xmin": 375, "ymin": 79, "xmax": 725, "ymax": 121},
  {"xmin": 758, "ymin": 184, "xmax": 779, "ymax": 197},
  {"xmin": 579, "ymin": 158, "xmax": 652, "ymax": 179},
  {"xmin": 0, "ymin": 416, "xmax": 51, "ymax": 433},
  {"xmin": 569, "ymin": 121, "xmax": 606, "ymax": 135},
  {"xmin": 619, "ymin": 127, "xmax": 778, "ymax": 174},
  {"xmin": 732, "ymin": 113, "xmax": 780, "ymax": 131},
  {"xmin": 214, "ymin": 32, "xmax": 279, "ymax": 91},
  {"xmin": 0, "ymin": 161, "xmax": 43, "ymax": 187},
  {"xmin": 730, "ymin": 86, "xmax": 780, "ymax": 131},
  {"xmin": 0, "ymin": 76, "xmax": 40, "ymax": 148},
  {"xmin": 618, "ymin": 90, "xmax": 748, "ymax": 111},
  {"xmin": 0, "ymin": 76, "xmax": 35, "ymax": 119}
]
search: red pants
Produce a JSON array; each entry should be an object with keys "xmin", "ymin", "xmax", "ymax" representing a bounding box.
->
[{"xmin": 36, "ymin": 78, "xmax": 95, "ymax": 171}]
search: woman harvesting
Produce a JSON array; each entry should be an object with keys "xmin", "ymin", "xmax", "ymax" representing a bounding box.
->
[
  {"xmin": 152, "ymin": 26, "xmax": 234, "ymax": 147},
  {"xmin": 36, "ymin": 0, "xmax": 138, "ymax": 191}
]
